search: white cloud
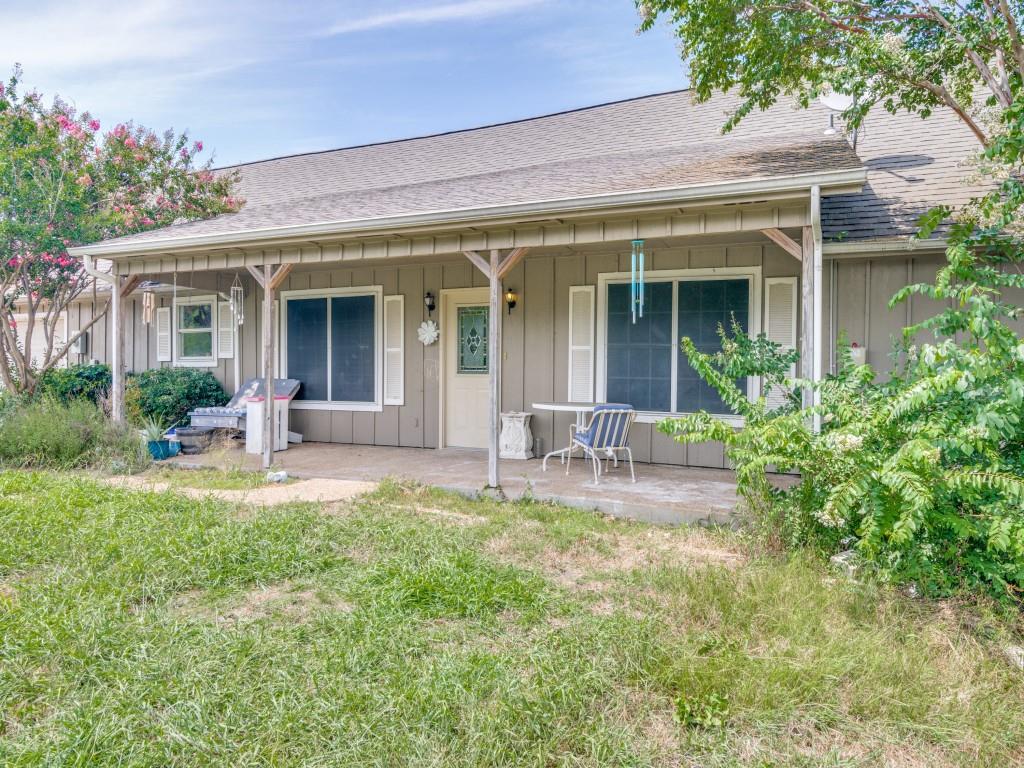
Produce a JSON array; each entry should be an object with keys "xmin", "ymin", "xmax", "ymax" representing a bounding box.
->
[
  {"xmin": 0, "ymin": 0, "xmax": 219, "ymax": 74},
  {"xmin": 323, "ymin": 0, "xmax": 546, "ymax": 36}
]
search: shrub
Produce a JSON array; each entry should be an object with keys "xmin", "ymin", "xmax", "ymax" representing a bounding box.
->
[
  {"xmin": 0, "ymin": 397, "xmax": 149, "ymax": 471},
  {"xmin": 125, "ymin": 367, "xmax": 227, "ymax": 428},
  {"xmin": 659, "ymin": 245, "xmax": 1024, "ymax": 602},
  {"xmin": 36, "ymin": 363, "xmax": 111, "ymax": 405}
]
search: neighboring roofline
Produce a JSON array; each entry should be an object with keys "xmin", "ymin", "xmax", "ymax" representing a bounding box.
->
[
  {"xmin": 215, "ymin": 88, "xmax": 695, "ymax": 172},
  {"xmin": 70, "ymin": 167, "xmax": 866, "ymax": 259},
  {"xmin": 823, "ymin": 236, "xmax": 948, "ymax": 256}
]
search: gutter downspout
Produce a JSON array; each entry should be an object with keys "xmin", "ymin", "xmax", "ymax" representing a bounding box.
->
[
  {"xmin": 810, "ymin": 186, "xmax": 823, "ymax": 433},
  {"xmin": 84, "ymin": 255, "xmax": 125, "ymax": 423}
]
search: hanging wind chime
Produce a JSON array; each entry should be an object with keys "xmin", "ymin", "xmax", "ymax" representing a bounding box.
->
[
  {"xmin": 141, "ymin": 289, "xmax": 155, "ymax": 325},
  {"xmin": 229, "ymin": 274, "xmax": 245, "ymax": 326},
  {"xmin": 630, "ymin": 239, "xmax": 645, "ymax": 324}
]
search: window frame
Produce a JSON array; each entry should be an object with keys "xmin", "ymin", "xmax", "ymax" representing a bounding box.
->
[
  {"xmin": 172, "ymin": 295, "xmax": 218, "ymax": 368},
  {"xmin": 279, "ymin": 285, "xmax": 384, "ymax": 412},
  {"xmin": 595, "ymin": 267, "xmax": 762, "ymax": 425}
]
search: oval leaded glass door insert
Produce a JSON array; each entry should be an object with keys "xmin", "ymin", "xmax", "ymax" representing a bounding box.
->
[{"xmin": 457, "ymin": 306, "xmax": 488, "ymax": 374}]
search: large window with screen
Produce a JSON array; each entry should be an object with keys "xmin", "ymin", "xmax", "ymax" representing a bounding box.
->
[
  {"xmin": 603, "ymin": 276, "xmax": 753, "ymax": 416},
  {"xmin": 283, "ymin": 289, "xmax": 379, "ymax": 407}
]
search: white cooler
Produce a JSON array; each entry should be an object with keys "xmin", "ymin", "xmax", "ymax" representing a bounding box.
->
[{"xmin": 245, "ymin": 397, "xmax": 290, "ymax": 454}]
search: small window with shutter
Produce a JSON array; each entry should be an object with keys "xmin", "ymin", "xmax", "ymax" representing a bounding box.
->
[
  {"xmin": 155, "ymin": 306, "xmax": 171, "ymax": 362},
  {"xmin": 173, "ymin": 295, "xmax": 218, "ymax": 366},
  {"xmin": 383, "ymin": 295, "xmax": 404, "ymax": 405},
  {"xmin": 567, "ymin": 285, "xmax": 595, "ymax": 402},
  {"xmin": 763, "ymin": 277, "xmax": 798, "ymax": 409}
]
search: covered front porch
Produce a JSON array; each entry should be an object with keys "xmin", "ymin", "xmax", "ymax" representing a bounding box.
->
[
  {"xmin": 170, "ymin": 442, "xmax": 742, "ymax": 525},
  {"xmin": 70, "ymin": 164, "xmax": 856, "ymax": 501}
]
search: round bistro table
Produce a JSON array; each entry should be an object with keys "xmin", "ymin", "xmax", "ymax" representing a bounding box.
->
[{"xmin": 531, "ymin": 401, "xmax": 600, "ymax": 471}]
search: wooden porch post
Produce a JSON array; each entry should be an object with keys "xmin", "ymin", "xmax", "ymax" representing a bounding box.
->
[
  {"xmin": 761, "ymin": 185, "xmax": 822, "ymax": 418},
  {"xmin": 801, "ymin": 224, "xmax": 815, "ymax": 410},
  {"xmin": 462, "ymin": 247, "xmax": 529, "ymax": 494},
  {"xmin": 487, "ymin": 250, "xmax": 502, "ymax": 491},
  {"xmin": 109, "ymin": 274, "xmax": 142, "ymax": 423},
  {"xmin": 247, "ymin": 263, "xmax": 293, "ymax": 470},
  {"xmin": 262, "ymin": 264, "xmax": 275, "ymax": 471},
  {"xmin": 809, "ymin": 185, "xmax": 823, "ymax": 431},
  {"xmin": 111, "ymin": 276, "xmax": 124, "ymax": 423}
]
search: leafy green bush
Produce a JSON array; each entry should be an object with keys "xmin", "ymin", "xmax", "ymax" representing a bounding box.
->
[
  {"xmin": 36, "ymin": 363, "xmax": 111, "ymax": 405},
  {"xmin": 0, "ymin": 397, "xmax": 148, "ymax": 471},
  {"xmin": 659, "ymin": 246, "xmax": 1024, "ymax": 602},
  {"xmin": 125, "ymin": 367, "xmax": 227, "ymax": 428}
]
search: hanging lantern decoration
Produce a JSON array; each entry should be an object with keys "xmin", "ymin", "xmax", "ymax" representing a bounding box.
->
[
  {"xmin": 141, "ymin": 290, "xmax": 155, "ymax": 326},
  {"xmin": 630, "ymin": 239, "xmax": 645, "ymax": 324},
  {"xmin": 230, "ymin": 274, "xmax": 245, "ymax": 326}
]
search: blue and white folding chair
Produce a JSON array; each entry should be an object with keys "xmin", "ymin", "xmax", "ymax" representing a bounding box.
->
[{"xmin": 566, "ymin": 404, "xmax": 637, "ymax": 483}]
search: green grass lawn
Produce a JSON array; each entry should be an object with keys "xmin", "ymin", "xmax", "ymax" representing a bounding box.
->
[{"xmin": 1, "ymin": 472, "xmax": 1022, "ymax": 767}]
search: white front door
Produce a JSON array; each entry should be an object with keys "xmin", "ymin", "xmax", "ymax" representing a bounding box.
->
[{"xmin": 443, "ymin": 289, "xmax": 490, "ymax": 448}]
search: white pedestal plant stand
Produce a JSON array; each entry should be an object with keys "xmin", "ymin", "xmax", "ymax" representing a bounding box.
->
[{"xmin": 499, "ymin": 412, "xmax": 534, "ymax": 460}]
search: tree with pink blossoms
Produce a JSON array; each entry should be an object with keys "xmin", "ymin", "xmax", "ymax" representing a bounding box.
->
[{"xmin": 0, "ymin": 65, "xmax": 241, "ymax": 394}]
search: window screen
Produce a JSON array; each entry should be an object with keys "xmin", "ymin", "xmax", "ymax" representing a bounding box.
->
[
  {"xmin": 331, "ymin": 295, "xmax": 375, "ymax": 402},
  {"xmin": 605, "ymin": 281, "xmax": 673, "ymax": 411},
  {"xmin": 176, "ymin": 301, "xmax": 215, "ymax": 360},
  {"xmin": 287, "ymin": 298, "xmax": 328, "ymax": 401},
  {"xmin": 676, "ymin": 279, "xmax": 749, "ymax": 414}
]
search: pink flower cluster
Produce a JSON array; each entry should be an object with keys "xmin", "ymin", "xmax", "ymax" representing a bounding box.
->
[
  {"xmin": 54, "ymin": 113, "xmax": 87, "ymax": 140},
  {"xmin": 39, "ymin": 252, "xmax": 75, "ymax": 268},
  {"xmin": 4, "ymin": 251, "xmax": 76, "ymax": 271}
]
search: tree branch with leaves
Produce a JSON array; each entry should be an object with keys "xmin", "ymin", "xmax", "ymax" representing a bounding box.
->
[
  {"xmin": 0, "ymin": 65, "xmax": 242, "ymax": 394},
  {"xmin": 639, "ymin": 0, "xmax": 1024, "ymax": 146}
]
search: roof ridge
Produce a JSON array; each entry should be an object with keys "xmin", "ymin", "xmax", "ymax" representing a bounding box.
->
[{"xmin": 215, "ymin": 88, "xmax": 695, "ymax": 172}]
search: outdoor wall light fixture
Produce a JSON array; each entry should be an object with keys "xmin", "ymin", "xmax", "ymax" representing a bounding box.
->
[
  {"xmin": 424, "ymin": 292, "xmax": 436, "ymax": 316},
  {"xmin": 505, "ymin": 288, "xmax": 518, "ymax": 314}
]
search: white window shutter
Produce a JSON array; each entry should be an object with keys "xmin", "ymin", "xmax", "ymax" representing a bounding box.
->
[
  {"xmin": 567, "ymin": 285, "xmax": 595, "ymax": 402},
  {"xmin": 383, "ymin": 295, "xmax": 404, "ymax": 405},
  {"xmin": 217, "ymin": 301, "xmax": 234, "ymax": 359},
  {"xmin": 155, "ymin": 306, "xmax": 172, "ymax": 362},
  {"xmin": 764, "ymin": 277, "xmax": 798, "ymax": 408}
]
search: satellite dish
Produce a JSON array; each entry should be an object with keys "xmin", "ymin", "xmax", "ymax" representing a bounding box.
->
[{"xmin": 819, "ymin": 91, "xmax": 854, "ymax": 112}]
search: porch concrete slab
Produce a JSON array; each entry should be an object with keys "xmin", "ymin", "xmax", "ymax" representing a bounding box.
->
[{"xmin": 170, "ymin": 443, "xmax": 741, "ymax": 526}]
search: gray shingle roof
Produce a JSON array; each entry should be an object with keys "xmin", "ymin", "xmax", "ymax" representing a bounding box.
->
[{"xmin": 95, "ymin": 89, "xmax": 985, "ymax": 248}]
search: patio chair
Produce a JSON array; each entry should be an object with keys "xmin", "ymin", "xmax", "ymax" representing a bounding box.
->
[{"xmin": 566, "ymin": 404, "xmax": 637, "ymax": 484}]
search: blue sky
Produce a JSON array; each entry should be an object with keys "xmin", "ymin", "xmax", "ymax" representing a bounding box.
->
[{"xmin": 2, "ymin": 1, "xmax": 687, "ymax": 166}]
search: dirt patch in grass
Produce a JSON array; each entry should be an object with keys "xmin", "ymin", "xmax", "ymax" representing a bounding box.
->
[
  {"xmin": 172, "ymin": 581, "xmax": 352, "ymax": 624},
  {"xmin": 101, "ymin": 473, "xmax": 377, "ymax": 508},
  {"xmin": 486, "ymin": 525, "xmax": 745, "ymax": 590},
  {"xmin": 384, "ymin": 502, "xmax": 489, "ymax": 526},
  {"xmin": 766, "ymin": 720, "xmax": 959, "ymax": 768}
]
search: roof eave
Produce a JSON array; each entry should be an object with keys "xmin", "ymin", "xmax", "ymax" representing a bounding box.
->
[
  {"xmin": 69, "ymin": 167, "xmax": 866, "ymax": 259},
  {"xmin": 822, "ymin": 236, "xmax": 948, "ymax": 256}
]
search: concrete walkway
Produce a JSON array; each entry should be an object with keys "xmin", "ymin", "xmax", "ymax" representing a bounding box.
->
[{"xmin": 170, "ymin": 442, "xmax": 741, "ymax": 525}]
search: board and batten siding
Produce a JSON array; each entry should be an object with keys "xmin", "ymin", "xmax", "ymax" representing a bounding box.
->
[
  {"xmin": 64, "ymin": 245, "xmax": 978, "ymax": 469},
  {"xmin": 64, "ymin": 273, "xmax": 256, "ymax": 390}
]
